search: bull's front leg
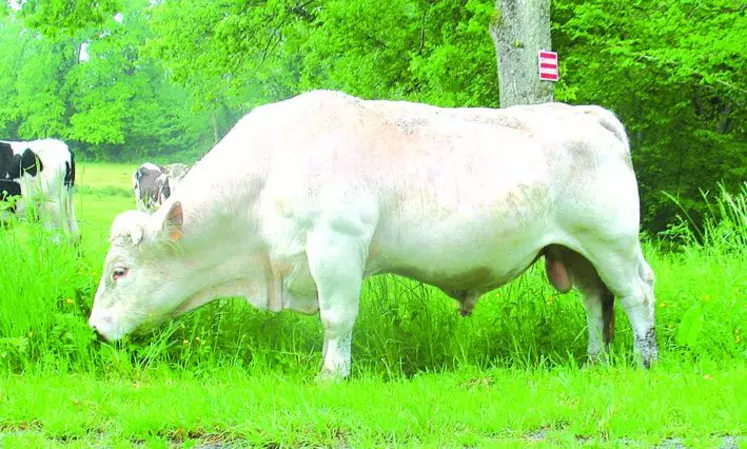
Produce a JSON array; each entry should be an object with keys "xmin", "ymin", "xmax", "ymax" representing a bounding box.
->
[{"xmin": 306, "ymin": 223, "xmax": 370, "ymax": 381}]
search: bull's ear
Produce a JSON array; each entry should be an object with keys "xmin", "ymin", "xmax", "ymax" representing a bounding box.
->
[{"xmin": 161, "ymin": 201, "xmax": 184, "ymax": 242}]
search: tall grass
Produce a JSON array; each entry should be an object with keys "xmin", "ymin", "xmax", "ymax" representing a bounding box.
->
[
  {"xmin": 0, "ymin": 183, "xmax": 744, "ymax": 378},
  {"xmin": 654, "ymin": 182, "xmax": 747, "ymax": 364},
  {"xmin": 660, "ymin": 182, "xmax": 747, "ymax": 252},
  {"xmin": 0, "ymin": 218, "xmax": 96, "ymax": 372}
]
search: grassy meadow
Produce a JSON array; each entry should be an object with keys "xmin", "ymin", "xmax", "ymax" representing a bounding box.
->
[{"xmin": 0, "ymin": 163, "xmax": 745, "ymax": 448}]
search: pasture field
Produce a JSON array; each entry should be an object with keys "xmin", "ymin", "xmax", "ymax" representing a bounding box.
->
[{"xmin": 0, "ymin": 163, "xmax": 745, "ymax": 448}]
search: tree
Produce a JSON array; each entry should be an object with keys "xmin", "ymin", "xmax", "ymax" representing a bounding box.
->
[
  {"xmin": 0, "ymin": 1, "xmax": 218, "ymax": 162},
  {"xmin": 489, "ymin": 0, "xmax": 554, "ymax": 107},
  {"xmin": 146, "ymin": 0, "xmax": 500, "ymax": 109},
  {"xmin": 10, "ymin": 0, "xmax": 121, "ymax": 38},
  {"xmin": 0, "ymin": 16, "xmax": 76, "ymax": 139},
  {"xmin": 554, "ymin": 0, "xmax": 747, "ymax": 231}
]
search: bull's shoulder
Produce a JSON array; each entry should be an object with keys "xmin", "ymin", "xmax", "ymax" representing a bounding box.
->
[
  {"xmin": 233, "ymin": 90, "xmax": 364, "ymax": 136},
  {"xmin": 259, "ymin": 90, "xmax": 360, "ymax": 116}
]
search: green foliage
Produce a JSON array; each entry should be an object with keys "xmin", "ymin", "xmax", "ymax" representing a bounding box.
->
[
  {"xmin": 553, "ymin": 0, "xmax": 747, "ymax": 231},
  {"xmin": 146, "ymin": 0, "xmax": 499, "ymax": 109},
  {"xmin": 676, "ymin": 304, "xmax": 704, "ymax": 349},
  {"xmin": 0, "ymin": 1, "xmax": 218, "ymax": 161},
  {"xmin": 0, "ymin": 18, "xmax": 72, "ymax": 138},
  {"xmin": 15, "ymin": 0, "xmax": 121, "ymax": 37}
]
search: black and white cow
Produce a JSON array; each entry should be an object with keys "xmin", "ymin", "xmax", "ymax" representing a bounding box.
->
[
  {"xmin": 132, "ymin": 162, "xmax": 191, "ymax": 213},
  {"xmin": 0, "ymin": 138, "xmax": 79, "ymax": 241}
]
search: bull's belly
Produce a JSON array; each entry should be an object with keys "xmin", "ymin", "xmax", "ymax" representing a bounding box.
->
[
  {"xmin": 259, "ymin": 176, "xmax": 560, "ymax": 301},
  {"xmin": 366, "ymin": 219, "xmax": 556, "ymax": 292}
]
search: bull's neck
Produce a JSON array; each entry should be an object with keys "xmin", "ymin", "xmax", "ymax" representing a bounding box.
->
[
  {"xmin": 151, "ymin": 150, "xmax": 269, "ymax": 308},
  {"xmin": 160, "ymin": 201, "xmax": 270, "ymax": 313}
]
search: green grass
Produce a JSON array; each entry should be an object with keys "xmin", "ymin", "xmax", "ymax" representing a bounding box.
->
[
  {"xmin": 0, "ymin": 165, "xmax": 745, "ymax": 447},
  {"xmin": 75, "ymin": 163, "xmax": 140, "ymax": 191},
  {"xmin": 1, "ymin": 364, "xmax": 745, "ymax": 448}
]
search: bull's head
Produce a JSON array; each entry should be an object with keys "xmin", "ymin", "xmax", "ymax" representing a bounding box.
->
[{"xmin": 88, "ymin": 201, "xmax": 187, "ymax": 341}]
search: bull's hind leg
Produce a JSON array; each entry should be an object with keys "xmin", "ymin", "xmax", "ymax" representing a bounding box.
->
[
  {"xmin": 577, "ymin": 241, "xmax": 659, "ymax": 368},
  {"xmin": 545, "ymin": 245, "xmax": 615, "ymax": 364},
  {"xmin": 305, "ymin": 214, "xmax": 374, "ymax": 381}
]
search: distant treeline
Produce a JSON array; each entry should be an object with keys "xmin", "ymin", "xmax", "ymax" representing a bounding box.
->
[{"xmin": 1, "ymin": 0, "xmax": 744, "ymax": 233}]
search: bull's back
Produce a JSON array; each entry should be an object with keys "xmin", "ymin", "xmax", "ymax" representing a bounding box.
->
[
  {"xmin": 189, "ymin": 92, "xmax": 640, "ymax": 290},
  {"xmin": 352, "ymin": 99, "xmax": 639, "ymax": 287}
]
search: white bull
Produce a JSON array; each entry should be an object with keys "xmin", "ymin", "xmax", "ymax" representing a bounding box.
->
[{"xmin": 88, "ymin": 90, "xmax": 658, "ymax": 379}]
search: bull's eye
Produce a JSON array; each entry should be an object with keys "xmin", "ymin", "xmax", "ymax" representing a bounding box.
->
[{"xmin": 112, "ymin": 267, "xmax": 129, "ymax": 282}]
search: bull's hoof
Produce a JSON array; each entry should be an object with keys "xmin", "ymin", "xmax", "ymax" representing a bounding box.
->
[
  {"xmin": 636, "ymin": 328, "xmax": 659, "ymax": 370},
  {"xmin": 640, "ymin": 350, "xmax": 658, "ymax": 370}
]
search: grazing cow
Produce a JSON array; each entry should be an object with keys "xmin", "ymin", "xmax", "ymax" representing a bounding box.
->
[
  {"xmin": 89, "ymin": 90, "xmax": 658, "ymax": 380},
  {"xmin": 0, "ymin": 138, "xmax": 79, "ymax": 241},
  {"xmin": 132, "ymin": 162, "xmax": 191, "ymax": 213}
]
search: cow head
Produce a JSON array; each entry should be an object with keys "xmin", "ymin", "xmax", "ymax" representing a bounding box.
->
[
  {"xmin": 133, "ymin": 163, "xmax": 164, "ymax": 211},
  {"xmin": 0, "ymin": 145, "xmax": 44, "ymax": 179},
  {"xmin": 88, "ymin": 201, "xmax": 188, "ymax": 341}
]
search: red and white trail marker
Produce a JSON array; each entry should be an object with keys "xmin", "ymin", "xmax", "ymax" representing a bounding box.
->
[{"xmin": 538, "ymin": 50, "xmax": 559, "ymax": 81}]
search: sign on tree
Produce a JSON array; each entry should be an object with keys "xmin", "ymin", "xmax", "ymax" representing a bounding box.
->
[{"xmin": 538, "ymin": 50, "xmax": 558, "ymax": 81}]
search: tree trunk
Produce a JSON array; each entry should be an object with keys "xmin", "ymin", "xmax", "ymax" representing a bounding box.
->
[
  {"xmin": 489, "ymin": 0, "xmax": 554, "ymax": 108},
  {"xmin": 211, "ymin": 111, "xmax": 219, "ymax": 144}
]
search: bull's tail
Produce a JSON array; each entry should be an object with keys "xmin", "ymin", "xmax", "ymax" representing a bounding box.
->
[
  {"xmin": 601, "ymin": 286, "xmax": 615, "ymax": 346},
  {"xmin": 578, "ymin": 105, "xmax": 631, "ymax": 153}
]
